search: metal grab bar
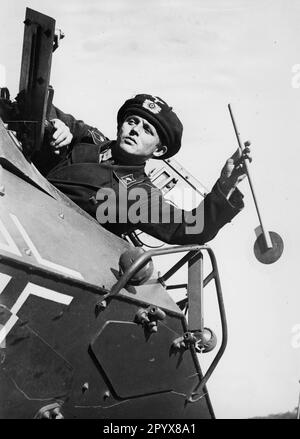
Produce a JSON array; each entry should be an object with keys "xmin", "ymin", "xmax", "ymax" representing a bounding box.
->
[
  {"xmin": 187, "ymin": 247, "xmax": 228, "ymax": 401},
  {"xmin": 103, "ymin": 244, "xmax": 227, "ymax": 397},
  {"xmin": 109, "ymin": 244, "xmax": 203, "ymax": 297}
]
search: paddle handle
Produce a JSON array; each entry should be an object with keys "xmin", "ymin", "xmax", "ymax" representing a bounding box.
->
[{"xmin": 228, "ymin": 104, "xmax": 273, "ymax": 249}]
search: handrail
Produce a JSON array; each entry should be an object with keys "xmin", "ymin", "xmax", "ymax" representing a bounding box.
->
[
  {"xmin": 109, "ymin": 244, "xmax": 205, "ymax": 297},
  {"xmin": 102, "ymin": 244, "xmax": 227, "ymax": 397},
  {"xmin": 187, "ymin": 247, "xmax": 228, "ymax": 400}
]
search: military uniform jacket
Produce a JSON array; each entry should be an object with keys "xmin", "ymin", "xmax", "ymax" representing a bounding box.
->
[{"xmin": 46, "ymin": 107, "xmax": 244, "ymax": 245}]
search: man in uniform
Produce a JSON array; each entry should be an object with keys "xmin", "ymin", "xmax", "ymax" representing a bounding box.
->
[{"xmin": 43, "ymin": 94, "xmax": 249, "ymax": 244}]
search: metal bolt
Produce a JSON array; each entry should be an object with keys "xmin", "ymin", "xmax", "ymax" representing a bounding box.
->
[
  {"xmin": 99, "ymin": 300, "xmax": 107, "ymax": 310},
  {"xmin": 59, "ymin": 213, "xmax": 64, "ymax": 219},
  {"xmin": 150, "ymin": 326, "xmax": 158, "ymax": 334},
  {"xmin": 0, "ymin": 185, "xmax": 5, "ymax": 196},
  {"xmin": 54, "ymin": 413, "xmax": 64, "ymax": 419},
  {"xmin": 172, "ymin": 340, "xmax": 181, "ymax": 350},
  {"xmin": 103, "ymin": 390, "xmax": 110, "ymax": 400},
  {"xmin": 52, "ymin": 407, "xmax": 64, "ymax": 419},
  {"xmin": 43, "ymin": 410, "xmax": 51, "ymax": 419},
  {"xmin": 82, "ymin": 382, "xmax": 89, "ymax": 393},
  {"xmin": 24, "ymin": 248, "xmax": 32, "ymax": 256},
  {"xmin": 148, "ymin": 321, "xmax": 158, "ymax": 333}
]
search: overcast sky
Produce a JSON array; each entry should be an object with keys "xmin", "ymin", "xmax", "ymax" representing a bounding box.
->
[{"xmin": 1, "ymin": 0, "xmax": 300, "ymax": 419}]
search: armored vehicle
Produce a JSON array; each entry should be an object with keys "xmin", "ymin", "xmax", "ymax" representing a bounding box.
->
[{"xmin": 0, "ymin": 8, "xmax": 227, "ymax": 419}]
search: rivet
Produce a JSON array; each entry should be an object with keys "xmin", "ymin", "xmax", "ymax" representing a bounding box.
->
[
  {"xmin": 43, "ymin": 410, "xmax": 51, "ymax": 419},
  {"xmin": 99, "ymin": 300, "xmax": 107, "ymax": 310},
  {"xmin": 82, "ymin": 382, "xmax": 89, "ymax": 392},
  {"xmin": 55, "ymin": 413, "xmax": 64, "ymax": 419},
  {"xmin": 103, "ymin": 390, "xmax": 110, "ymax": 399},
  {"xmin": 52, "ymin": 407, "xmax": 64, "ymax": 419},
  {"xmin": 59, "ymin": 213, "xmax": 64, "ymax": 219},
  {"xmin": 24, "ymin": 248, "xmax": 32, "ymax": 256}
]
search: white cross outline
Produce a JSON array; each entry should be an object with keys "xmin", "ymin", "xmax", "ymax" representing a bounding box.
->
[
  {"xmin": 0, "ymin": 277, "xmax": 73, "ymax": 345},
  {"xmin": 0, "ymin": 218, "xmax": 22, "ymax": 257},
  {"xmin": 0, "ymin": 213, "xmax": 83, "ymax": 280}
]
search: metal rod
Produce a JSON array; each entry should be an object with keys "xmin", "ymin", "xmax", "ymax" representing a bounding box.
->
[
  {"xmin": 228, "ymin": 104, "xmax": 273, "ymax": 249},
  {"xmin": 110, "ymin": 244, "xmax": 205, "ymax": 297},
  {"xmin": 188, "ymin": 251, "xmax": 204, "ymax": 332},
  {"xmin": 166, "ymin": 283, "xmax": 187, "ymax": 290},
  {"xmin": 188, "ymin": 247, "xmax": 228, "ymax": 400},
  {"xmin": 159, "ymin": 250, "xmax": 198, "ymax": 283},
  {"xmin": 166, "ymin": 270, "xmax": 214, "ymax": 291}
]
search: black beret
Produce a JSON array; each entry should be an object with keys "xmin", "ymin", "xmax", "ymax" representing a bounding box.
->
[{"xmin": 117, "ymin": 94, "xmax": 183, "ymax": 159}]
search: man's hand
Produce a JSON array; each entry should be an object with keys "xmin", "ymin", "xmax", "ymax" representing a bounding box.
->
[
  {"xmin": 219, "ymin": 142, "xmax": 252, "ymax": 199},
  {"xmin": 50, "ymin": 118, "xmax": 73, "ymax": 154}
]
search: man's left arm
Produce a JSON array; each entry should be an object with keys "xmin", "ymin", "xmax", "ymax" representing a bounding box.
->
[
  {"xmin": 138, "ymin": 146, "xmax": 250, "ymax": 245},
  {"xmin": 138, "ymin": 181, "xmax": 243, "ymax": 245}
]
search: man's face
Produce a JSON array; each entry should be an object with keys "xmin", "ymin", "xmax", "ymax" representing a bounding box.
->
[{"xmin": 116, "ymin": 115, "xmax": 164, "ymax": 163}]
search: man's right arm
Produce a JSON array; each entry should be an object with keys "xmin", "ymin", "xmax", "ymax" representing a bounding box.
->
[
  {"xmin": 31, "ymin": 105, "xmax": 107, "ymax": 176},
  {"xmin": 53, "ymin": 106, "xmax": 92, "ymax": 144},
  {"xmin": 51, "ymin": 105, "xmax": 107, "ymax": 148}
]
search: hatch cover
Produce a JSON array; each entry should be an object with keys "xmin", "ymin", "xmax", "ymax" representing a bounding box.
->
[{"xmin": 90, "ymin": 321, "xmax": 184, "ymax": 398}]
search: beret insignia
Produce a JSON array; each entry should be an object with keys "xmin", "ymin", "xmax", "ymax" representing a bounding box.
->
[{"xmin": 142, "ymin": 99, "xmax": 162, "ymax": 114}]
